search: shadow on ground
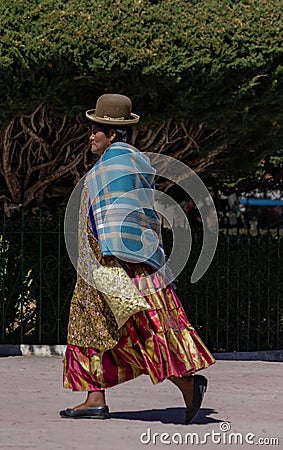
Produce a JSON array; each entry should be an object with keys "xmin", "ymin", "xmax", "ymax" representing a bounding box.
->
[{"xmin": 109, "ymin": 407, "xmax": 223, "ymax": 425}]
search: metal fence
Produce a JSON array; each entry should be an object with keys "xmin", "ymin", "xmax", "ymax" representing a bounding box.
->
[
  {"xmin": 175, "ymin": 230, "xmax": 282, "ymax": 352},
  {"xmin": 0, "ymin": 209, "xmax": 282, "ymax": 351},
  {"xmin": 0, "ymin": 210, "xmax": 74, "ymax": 345}
]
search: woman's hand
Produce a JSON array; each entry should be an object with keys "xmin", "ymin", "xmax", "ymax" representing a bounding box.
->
[{"xmin": 98, "ymin": 255, "xmax": 117, "ymax": 266}]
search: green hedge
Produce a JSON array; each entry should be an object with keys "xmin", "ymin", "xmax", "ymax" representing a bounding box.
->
[{"xmin": 1, "ymin": 0, "xmax": 282, "ymax": 174}]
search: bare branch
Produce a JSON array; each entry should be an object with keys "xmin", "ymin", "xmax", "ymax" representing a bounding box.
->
[
  {"xmin": 0, "ymin": 104, "xmax": 226, "ymax": 212},
  {"xmin": 23, "ymin": 152, "xmax": 84, "ymax": 207}
]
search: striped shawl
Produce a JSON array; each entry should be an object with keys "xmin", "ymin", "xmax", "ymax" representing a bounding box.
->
[{"xmin": 86, "ymin": 142, "xmax": 166, "ymax": 270}]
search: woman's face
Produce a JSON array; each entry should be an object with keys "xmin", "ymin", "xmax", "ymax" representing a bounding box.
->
[{"xmin": 89, "ymin": 124, "xmax": 115, "ymax": 155}]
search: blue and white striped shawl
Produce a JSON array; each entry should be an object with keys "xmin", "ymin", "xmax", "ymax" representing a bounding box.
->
[{"xmin": 86, "ymin": 142, "xmax": 166, "ymax": 270}]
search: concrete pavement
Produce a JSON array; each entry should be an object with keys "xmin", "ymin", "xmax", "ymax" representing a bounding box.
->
[{"xmin": 0, "ymin": 356, "xmax": 282, "ymax": 450}]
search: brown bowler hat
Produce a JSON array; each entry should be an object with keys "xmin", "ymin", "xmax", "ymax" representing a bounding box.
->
[{"xmin": 86, "ymin": 93, "xmax": 140, "ymax": 125}]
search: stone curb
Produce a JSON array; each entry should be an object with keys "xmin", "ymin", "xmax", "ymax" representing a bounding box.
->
[
  {"xmin": 0, "ymin": 344, "xmax": 283, "ymax": 361},
  {"xmin": 213, "ymin": 350, "xmax": 283, "ymax": 362},
  {"xmin": 0, "ymin": 344, "xmax": 66, "ymax": 357},
  {"xmin": 20, "ymin": 344, "xmax": 67, "ymax": 356}
]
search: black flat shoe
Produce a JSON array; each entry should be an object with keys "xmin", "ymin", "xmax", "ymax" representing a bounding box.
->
[
  {"xmin": 185, "ymin": 374, "xmax": 207, "ymax": 424},
  {"xmin": 59, "ymin": 405, "xmax": 109, "ymax": 419}
]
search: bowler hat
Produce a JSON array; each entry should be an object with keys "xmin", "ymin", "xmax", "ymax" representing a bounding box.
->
[{"xmin": 86, "ymin": 93, "xmax": 139, "ymax": 125}]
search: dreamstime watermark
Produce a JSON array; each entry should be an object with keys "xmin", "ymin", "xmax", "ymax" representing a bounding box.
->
[
  {"xmin": 139, "ymin": 422, "xmax": 280, "ymax": 446},
  {"xmin": 64, "ymin": 152, "xmax": 219, "ymax": 294}
]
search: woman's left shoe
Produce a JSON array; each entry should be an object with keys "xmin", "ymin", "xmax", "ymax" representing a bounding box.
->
[
  {"xmin": 184, "ymin": 375, "xmax": 207, "ymax": 424},
  {"xmin": 59, "ymin": 405, "xmax": 109, "ymax": 419}
]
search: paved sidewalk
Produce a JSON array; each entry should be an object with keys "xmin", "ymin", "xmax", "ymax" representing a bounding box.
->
[{"xmin": 0, "ymin": 357, "xmax": 282, "ymax": 450}]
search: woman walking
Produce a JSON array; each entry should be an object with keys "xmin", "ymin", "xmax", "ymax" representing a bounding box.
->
[{"xmin": 60, "ymin": 93, "xmax": 215, "ymax": 424}]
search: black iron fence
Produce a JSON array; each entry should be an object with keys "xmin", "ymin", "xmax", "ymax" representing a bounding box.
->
[
  {"xmin": 0, "ymin": 209, "xmax": 282, "ymax": 352},
  {"xmin": 174, "ymin": 230, "xmax": 282, "ymax": 352},
  {"xmin": 0, "ymin": 210, "xmax": 74, "ymax": 345}
]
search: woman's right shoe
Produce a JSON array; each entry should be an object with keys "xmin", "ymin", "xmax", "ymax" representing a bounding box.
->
[
  {"xmin": 184, "ymin": 374, "xmax": 207, "ymax": 424},
  {"xmin": 59, "ymin": 405, "xmax": 109, "ymax": 419}
]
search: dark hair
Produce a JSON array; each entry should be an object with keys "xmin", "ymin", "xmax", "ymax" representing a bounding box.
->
[{"xmin": 90, "ymin": 122, "xmax": 132, "ymax": 144}]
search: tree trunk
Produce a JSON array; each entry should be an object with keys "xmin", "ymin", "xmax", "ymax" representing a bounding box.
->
[{"xmin": 0, "ymin": 104, "xmax": 227, "ymax": 215}]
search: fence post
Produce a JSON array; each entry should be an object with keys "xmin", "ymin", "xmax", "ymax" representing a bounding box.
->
[
  {"xmin": 226, "ymin": 229, "xmax": 230, "ymax": 351},
  {"xmin": 276, "ymin": 236, "xmax": 281, "ymax": 348},
  {"xmin": 236, "ymin": 231, "xmax": 240, "ymax": 351},
  {"xmin": 1, "ymin": 211, "xmax": 6, "ymax": 342},
  {"xmin": 39, "ymin": 209, "xmax": 43, "ymax": 344},
  {"xmin": 57, "ymin": 215, "xmax": 61, "ymax": 343},
  {"xmin": 20, "ymin": 209, "xmax": 25, "ymax": 342}
]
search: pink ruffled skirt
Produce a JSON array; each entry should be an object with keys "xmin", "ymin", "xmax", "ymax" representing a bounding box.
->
[{"xmin": 63, "ymin": 262, "xmax": 215, "ymax": 391}]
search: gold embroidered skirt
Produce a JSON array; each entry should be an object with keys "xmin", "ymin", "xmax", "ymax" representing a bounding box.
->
[{"xmin": 64, "ymin": 261, "xmax": 215, "ymax": 391}]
